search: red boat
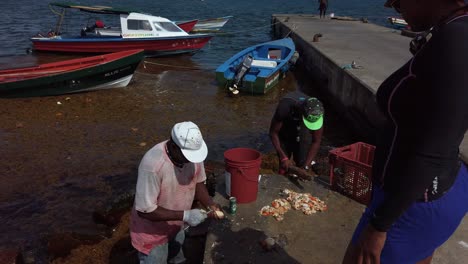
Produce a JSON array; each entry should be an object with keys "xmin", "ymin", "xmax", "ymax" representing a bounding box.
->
[
  {"xmin": 176, "ymin": 19, "xmax": 199, "ymax": 33},
  {"xmin": 0, "ymin": 49, "xmax": 144, "ymax": 97},
  {"xmin": 31, "ymin": 3, "xmax": 213, "ymax": 57}
]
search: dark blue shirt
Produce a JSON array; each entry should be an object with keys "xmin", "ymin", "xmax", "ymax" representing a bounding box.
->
[{"xmin": 371, "ymin": 16, "xmax": 468, "ymax": 231}]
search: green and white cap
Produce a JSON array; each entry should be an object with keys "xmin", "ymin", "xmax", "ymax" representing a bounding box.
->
[{"xmin": 302, "ymin": 97, "xmax": 324, "ymax": 130}]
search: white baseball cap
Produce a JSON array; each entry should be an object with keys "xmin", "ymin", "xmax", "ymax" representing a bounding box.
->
[{"xmin": 171, "ymin": 121, "xmax": 208, "ymax": 163}]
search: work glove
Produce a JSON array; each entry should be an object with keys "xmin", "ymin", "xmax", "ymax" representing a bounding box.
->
[{"xmin": 183, "ymin": 209, "xmax": 207, "ymax": 226}]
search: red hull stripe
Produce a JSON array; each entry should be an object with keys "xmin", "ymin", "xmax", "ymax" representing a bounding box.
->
[{"xmin": 31, "ymin": 36, "xmax": 212, "ymax": 53}]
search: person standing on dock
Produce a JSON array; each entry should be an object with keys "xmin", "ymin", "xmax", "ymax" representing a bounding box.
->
[
  {"xmin": 343, "ymin": 0, "xmax": 468, "ymax": 263},
  {"xmin": 130, "ymin": 121, "xmax": 221, "ymax": 263},
  {"xmin": 269, "ymin": 91, "xmax": 324, "ymax": 175},
  {"xmin": 318, "ymin": 0, "xmax": 328, "ymax": 18}
]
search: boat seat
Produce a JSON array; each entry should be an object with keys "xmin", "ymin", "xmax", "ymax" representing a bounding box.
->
[
  {"xmin": 95, "ymin": 28, "xmax": 122, "ymax": 36},
  {"xmin": 251, "ymin": 60, "xmax": 277, "ymax": 68}
]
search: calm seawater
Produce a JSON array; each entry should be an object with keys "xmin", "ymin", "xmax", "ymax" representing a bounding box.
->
[
  {"xmin": 0, "ymin": 0, "xmax": 398, "ymax": 261},
  {"xmin": 0, "ymin": 0, "xmax": 398, "ymax": 66}
]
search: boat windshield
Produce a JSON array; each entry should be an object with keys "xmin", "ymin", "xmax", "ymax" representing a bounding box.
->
[
  {"xmin": 127, "ymin": 19, "xmax": 153, "ymax": 31},
  {"xmin": 153, "ymin": 22, "xmax": 182, "ymax": 32}
]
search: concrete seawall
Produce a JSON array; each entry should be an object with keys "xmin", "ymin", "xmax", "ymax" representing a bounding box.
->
[{"xmin": 271, "ymin": 14, "xmax": 468, "ymax": 164}]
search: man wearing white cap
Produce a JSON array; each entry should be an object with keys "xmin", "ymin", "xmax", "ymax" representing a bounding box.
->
[{"xmin": 130, "ymin": 121, "xmax": 220, "ymax": 263}]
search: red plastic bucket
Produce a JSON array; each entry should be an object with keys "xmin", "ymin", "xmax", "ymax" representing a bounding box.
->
[{"xmin": 224, "ymin": 148, "xmax": 262, "ymax": 203}]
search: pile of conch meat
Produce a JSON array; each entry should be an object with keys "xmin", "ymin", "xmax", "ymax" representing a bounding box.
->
[{"xmin": 259, "ymin": 189, "xmax": 327, "ymax": 221}]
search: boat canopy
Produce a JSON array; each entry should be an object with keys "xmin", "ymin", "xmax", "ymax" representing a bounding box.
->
[
  {"xmin": 117, "ymin": 13, "xmax": 188, "ymax": 38},
  {"xmin": 50, "ymin": 2, "xmax": 140, "ymax": 14},
  {"xmin": 45, "ymin": 2, "xmax": 191, "ymax": 39}
]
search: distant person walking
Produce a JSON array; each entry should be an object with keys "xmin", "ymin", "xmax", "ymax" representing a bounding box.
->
[{"xmin": 318, "ymin": 0, "xmax": 328, "ymax": 18}]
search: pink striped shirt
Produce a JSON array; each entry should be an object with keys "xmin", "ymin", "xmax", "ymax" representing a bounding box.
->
[{"xmin": 130, "ymin": 140, "xmax": 206, "ymax": 254}]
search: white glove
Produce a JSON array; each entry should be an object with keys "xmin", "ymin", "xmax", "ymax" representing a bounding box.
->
[{"xmin": 183, "ymin": 209, "xmax": 207, "ymax": 226}]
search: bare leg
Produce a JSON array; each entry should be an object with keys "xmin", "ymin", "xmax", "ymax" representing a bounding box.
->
[
  {"xmin": 342, "ymin": 241, "xmax": 358, "ymax": 264},
  {"xmin": 416, "ymin": 254, "xmax": 434, "ymax": 264}
]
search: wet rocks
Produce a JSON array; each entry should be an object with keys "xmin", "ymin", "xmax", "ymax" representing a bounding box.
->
[
  {"xmin": 47, "ymin": 233, "xmax": 100, "ymax": 260},
  {"xmin": 259, "ymin": 237, "xmax": 276, "ymax": 251},
  {"xmin": 92, "ymin": 210, "xmax": 124, "ymax": 228},
  {"xmin": 259, "ymin": 234, "xmax": 289, "ymax": 252}
]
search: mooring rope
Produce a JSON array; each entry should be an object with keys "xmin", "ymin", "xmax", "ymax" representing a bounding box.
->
[
  {"xmin": 284, "ymin": 23, "xmax": 299, "ymax": 37},
  {"xmin": 142, "ymin": 61, "xmax": 217, "ymax": 71},
  {"xmin": 48, "ymin": 5, "xmax": 63, "ymax": 16},
  {"xmin": 140, "ymin": 20, "xmax": 299, "ymax": 71},
  {"xmin": 214, "ymin": 20, "xmax": 283, "ymax": 35}
]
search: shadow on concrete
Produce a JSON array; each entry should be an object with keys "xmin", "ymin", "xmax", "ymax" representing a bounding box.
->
[
  {"xmin": 107, "ymin": 233, "xmax": 208, "ymax": 264},
  {"xmin": 184, "ymin": 234, "xmax": 207, "ymax": 264},
  {"xmin": 285, "ymin": 176, "xmax": 307, "ymax": 190},
  {"xmin": 208, "ymin": 220, "xmax": 300, "ymax": 264},
  {"xmin": 314, "ymin": 175, "xmax": 332, "ymax": 189}
]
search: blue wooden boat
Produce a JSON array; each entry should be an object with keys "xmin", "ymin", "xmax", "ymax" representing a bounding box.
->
[{"xmin": 215, "ymin": 38, "xmax": 297, "ymax": 95}]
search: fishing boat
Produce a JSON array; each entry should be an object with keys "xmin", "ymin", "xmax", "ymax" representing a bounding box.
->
[
  {"xmin": 30, "ymin": 2, "xmax": 213, "ymax": 57},
  {"xmin": 387, "ymin": 17, "xmax": 408, "ymax": 29},
  {"xmin": 0, "ymin": 49, "xmax": 144, "ymax": 98},
  {"xmin": 176, "ymin": 19, "xmax": 199, "ymax": 33},
  {"xmin": 192, "ymin": 16, "xmax": 233, "ymax": 32},
  {"xmin": 176, "ymin": 16, "xmax": 232, "ymax": 33},
  {"xmin": 215, "ymin": 38, "xmax": 297, "ymax": 95}
]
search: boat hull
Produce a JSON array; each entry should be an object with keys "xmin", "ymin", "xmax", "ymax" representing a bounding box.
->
[
  {"xmin": 215, "ymin": 70, "xmax": 284, "ymax": 95},
  {"xmin": 387, "ymin": 17, "xmax": 408, "ymax": 29},
  {"xmin": 176, "ymin": 19, "xmax": 199, "ymax": 33},
  {"xmin": 192, "ymin": 16, "xmax": 232, "ymax": 32},
  {"xmin": 0, "ymin": 50, "xmax": 144, "ymax": 98},
  {"xmin": 215, "ymin": 38, "xmax": 295, "ymax": 94},
  {"xmin": 31, "ymin": 35, "xmax": 212, "ymax": 57}
]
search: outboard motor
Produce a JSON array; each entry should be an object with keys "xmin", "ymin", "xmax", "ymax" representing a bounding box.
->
[
  {"xmin": 289, "ymin": 51, "xmax": 300, "ymax": 66},
  {"xmin": 228, "ymin": 55, "xmax": 253, "ymax": 95}
]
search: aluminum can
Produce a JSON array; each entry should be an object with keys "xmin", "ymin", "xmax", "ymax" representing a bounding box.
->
[{"xmin": 229, "ymin": 197, "xmax": 237, "ymax": 214}]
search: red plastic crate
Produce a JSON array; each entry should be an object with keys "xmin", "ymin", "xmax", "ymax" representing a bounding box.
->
[{"xmin": 328, "ymin": 142, "xmax": 375, "ymax": 205}]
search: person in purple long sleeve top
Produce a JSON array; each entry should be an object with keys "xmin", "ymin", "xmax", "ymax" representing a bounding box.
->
[{"xmin": 342, "ymin": 0, "xmax": 468, "ymax": 263}]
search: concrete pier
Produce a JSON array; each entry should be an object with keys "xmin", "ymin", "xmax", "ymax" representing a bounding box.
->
[
  {"xmin": 202, "ymin": 15, "xmax": 467, "ymax": 264},
  {"xmin": 271, "ymin": 14, "xmax": 468, "ymax": 164}
]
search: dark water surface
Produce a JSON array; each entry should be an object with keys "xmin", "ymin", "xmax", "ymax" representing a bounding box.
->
[
  {"xmin": 0, "ymin": 0, "xmax": 398, "ymax": 60},
  {"xmin": 0, "ymin": 0, "xmax": 398, "ymax": 261}
]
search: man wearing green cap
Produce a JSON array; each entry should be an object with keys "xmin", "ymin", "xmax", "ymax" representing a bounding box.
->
[{"xmin": 269, "ymin": 91, "xmax": 324, "ymax": 175}]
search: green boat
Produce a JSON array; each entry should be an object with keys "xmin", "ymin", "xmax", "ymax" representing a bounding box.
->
[{"xmin": 0, "ymin": 49, "xmax": 144, "ymax": 98}]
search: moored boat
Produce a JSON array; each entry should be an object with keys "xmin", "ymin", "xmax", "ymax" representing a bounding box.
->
[
  {"xmin": 0, "ymin": 49, "xmax": 144, "ymax": 98},
  {"xmin": 30, "ymin": 2, "xmax": 213, "ymax": 57},
  {"xmin": 215, "ymin": 38, "xmax": 297, "ymax": 95},
  {"xmin": 176, "ymin": 19, "xmax": 199, "ymax": 33},
  {"xmin": 192, "ymin": 16, "xmax": 233, "ymax": 32},
  {"xmin": 387, "ymin": 17, "xmax": 408, "ymax": 29}
]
